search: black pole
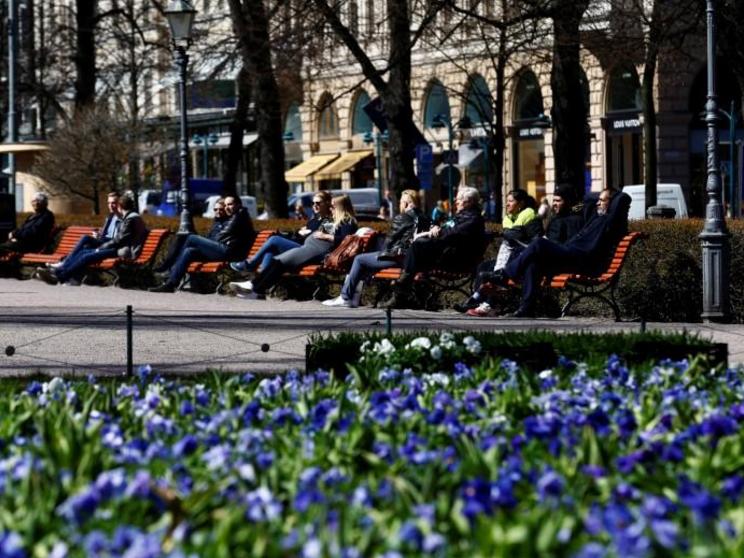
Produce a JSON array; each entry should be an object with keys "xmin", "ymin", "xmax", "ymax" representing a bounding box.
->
[
  {"xmin": 175, "ymin": 45, "xmax": 194, "ymax": 235},
  {"xmin": 700, "ymin": 0, "xmax": 730, "ymax": 322},
  {"xmin": 126, "ymin": 305, "xmax": 133, "ymax": 376},
  {"xmin": 385, "ymin": 307, "xmax": 392, "ymax": 336}
]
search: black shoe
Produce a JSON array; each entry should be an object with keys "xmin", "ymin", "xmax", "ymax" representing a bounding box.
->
[
  {"xmin": 508, "ymin": 305, "xmax": 535, "ymax": 318},
  {"xmin": 478, "ymin": 269, "xmax": 507, "ymax": 286},
  {"xmin": 35, "ymin": 267, "xmax": 59, "ymax": 285},
  {"xmin": 454, "ymin": 298, "xmax": 479, "ymax": 313},
  {"xmin": 149, "ymin": 282, "xmax": 177, "ymax": 293}
]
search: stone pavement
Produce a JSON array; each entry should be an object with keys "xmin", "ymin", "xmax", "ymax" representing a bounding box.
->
[{"xmin": 1, "ymin": 277, "xmax": 742, "ymax": 376}]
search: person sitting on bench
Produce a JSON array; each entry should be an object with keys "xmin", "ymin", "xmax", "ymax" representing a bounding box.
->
[
  {"xmin": 321, "ymin": 189, "xmax": 429, "ymax": 308},
  {"xmin": 149, "ymin": 195, "xmax": 255, "ymax": 292},
  {"xmin": 229, "ymin": 191, "xmax": 333, "ymax": 276},
  {"xmin": 233, "ymin": 194, "xmax": 357, "ymax": 299},
  {"xmin": 382, "ymin": 186, "xmax": 486, "ymax": 309},
  {"xmin": 0, "ymin": 192, "xmax": 55, "ymax": 255},
  {"xmin": 487, "ymin": 187, "xmax": 630, "ymax": 318},
  {"xmin": 36, "ymin": 191, "xmax": 147, "ymax": 285}
]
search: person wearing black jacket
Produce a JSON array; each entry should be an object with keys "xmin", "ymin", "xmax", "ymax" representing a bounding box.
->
[
  {"xmin": 383, "ymin": 186, "xmax": 486, "ymax": 308},
  {"xmin": 544, "ymin": 183, "xmax": 584, "ymax": 244},
  {"xmin": 492, "ymin": 188, "xmax": 631, "ymax": 317},
  {"xmin": 322, "ymin": 189, "xmax": 429, "ymax": 308},
  {"xmin": 152, "ymin": 197, "xmax": 230, "ymax": 273},
  {"xmin": 36, "ymin": 191, "xmax": 147, "ymax": 285},
  {"xmin": 150, "ymin": 196, "xmax": 255, "ymax": 292},
  {"xmin": 0, "ymin": 192, "xmax": 55, "ymax": 254}
]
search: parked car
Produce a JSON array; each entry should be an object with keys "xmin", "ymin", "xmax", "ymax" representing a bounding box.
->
[
  {"xmin": 137, "ymin": 189, "xmax": 161, "ymax": 214},
  {"xmin": 622, "ymin": 183, "xmax": 689, "ymax": 219},
  {"xmin": 155, "ymin": 179, "xmax": 224, "ymax": 217},
  {"xmin": 203, "ymin": 194, "xmax": 258, "ymax": 219}
]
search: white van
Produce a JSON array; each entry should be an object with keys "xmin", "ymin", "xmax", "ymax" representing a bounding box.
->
[
  {"xmin": 622, "ymin": 184, "xmax": 688, "ymax": 219},
  {"xmin": 203, "ymin": 195, "xmax": 258, "ymax": 219}
]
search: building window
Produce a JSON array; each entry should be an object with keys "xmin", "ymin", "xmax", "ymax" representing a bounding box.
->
[
  {"xmin": 351, "ymin": 90, "xmax": 373, "ymax": 135},
  {"xmin": 607, "ymin": 63, "xmax": 641, "ymax": 113},
  {"xmin": 318, "ymin": 95, "xmax": 340, "ymax": 139},
  {"xmin": 465, "ymin": 74, "xmax": 493, "ymax": 125},
  {"xmin": 365, "ymin": 0, "xmax": 375, "ymax": 35},
  {"xmin": 284, "ymin": 102, "xmax": 303, "ymax": 142},
  {"xmin": 512, "ymin": 69, "xmax": 547, "ymax": 201},
  {"xmin": 187, "ymin": 80, "xmax": 236, "ymax": 109},
  {"xmin": 604, "ymin": 63, "xmax": 642, "ymax": 191},
  {"xmin": 424, "ymin": 80, "xmax": 451, "ymax": 128},
  {"xmin": 349, "ymin": 0, "xmax": 359, "ymax": 35}
]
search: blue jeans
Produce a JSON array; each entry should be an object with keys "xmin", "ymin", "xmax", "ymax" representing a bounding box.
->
[
  {"xmin": 340, "ymin": 251, "xmax": 394, "ymax": 300},
  {"xmin": 68, "ymin": 235, "xmax": 102, "ymax": 259},
  {"xmin": 245, "ymin": 235, "xmax": 300, "ymax": 272},
  {"xmin": 57, "ymin": 247, "xmax": 118, "ymax": 282},
  {"xmin": 168, "ymin": 235, "xmax": 230, "ymax": 285}
]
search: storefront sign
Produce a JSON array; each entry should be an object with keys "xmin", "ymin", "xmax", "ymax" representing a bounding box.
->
[
  {"xmin": 416, "ymin": 144, "xmax": 434, "ymax": 190},
  {"xmin": 611, "ymin": 118, "xmax": 642, "ymax": 130},
  {"xmin": 517, "ymin": 127, "xmax": 545, "ymax": 139}
]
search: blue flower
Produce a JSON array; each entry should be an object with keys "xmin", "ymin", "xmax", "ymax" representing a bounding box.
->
[
  {"xmin": 721, "ymin": 475, "xmax": 744, "ymax": 501},
  {"xmin": 536, "ymin": 470, "xmax": 564, "ymax": 501},
  {"xmin": 245, "ymin": 486, "xmax": 282, "ymax": 521},
  {"xmin": 678, "ymin": 476, "xmax": 721, "ymax": 522},
  {"xmin": 398, "ymin": 521, "xmax": 423, "ymax": 549},
  {"xmin": 650, "ymin": 519, "xmax": 679, "ymax": 549},
  {"xmin": 0, "ymin": 531, "xmax": 26, "ymax": 558},
  {"xmin": 179, "ymin": 400, "xmax": 194, "ymax": 416},
  {"xmin": 173, "ymin": 435, "xmax": 198, "ymax": 458},
  {"xmin": 25, "ymin": 382, "xmax": 42, "ymax": 396}
]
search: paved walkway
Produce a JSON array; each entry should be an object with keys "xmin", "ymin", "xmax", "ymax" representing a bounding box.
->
[{"xmin": 1, "ymin": 278, "xmax": 742, "ymax": 376}]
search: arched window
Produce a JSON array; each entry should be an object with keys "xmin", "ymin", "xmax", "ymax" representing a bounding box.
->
[
  {"xmin": 513, "ymin": 70, "xmax": 544, "ymax": 122},
  {"xmin": 607, "ymin": 64, "xmax": 641, "ymax": 113},
  {"xmin": 424, "ymin": 80, "xmax": 451, "ymax": 128},
  {"xmin": 349, "ymin": 0, "xmax": 359, "ymax": 35},
  {"xmin": 284, "ymin": 102, "xmax": 302, "ymax": 142},
  {"xmin": 351, "ymin": 90, "xmax": 373, "ymax": 135},
  {"xmin": 318, "ymin": 94, "xmax": 339, "ymax": 139},
  {"xmin": 465, "ymin": 74, "xmax": 493, "ymax": 124}
]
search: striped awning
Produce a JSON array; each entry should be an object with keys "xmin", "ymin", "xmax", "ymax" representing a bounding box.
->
[
  {"xmin": 284, "ymin": 154, "xmax": 339, "ymax": 182},
  {"xmin": 315, "ymin": 150, "xmax": 374, "ymax": 180}
]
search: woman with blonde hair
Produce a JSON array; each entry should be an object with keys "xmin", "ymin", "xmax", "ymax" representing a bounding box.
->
[
  {"xmin": 323, "ymin": 188, "xmax": 429, "ymax": 308},
  {"xmin": 234, "ymin": 192, "xmax": 358, "ymax": 299}
]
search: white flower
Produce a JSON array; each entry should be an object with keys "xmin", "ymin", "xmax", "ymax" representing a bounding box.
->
[
  {"xmin": 407, "ymin": 337, "xmax": 432, "ymax": 350},
  {"xmin": 360, "ymin": 340, "xmax": 371, "ymax": 353},
  {"xmin": 373, "ymin": 338, "xmax": 396, "ymax": 356},
  {"xmin": 423, "ymin": 372, "xmax": 450, "ymax": 387},
  {"xmin": 463, "ymin": 336, "xmax": 481, "ymax": 354},
  {"xmin": 430, "ymin": 345, "xmax": 443, "ymax": 360},
  {"xmin": 439, "ymin": 332, "xmax": 456, "ymax": 350},
  {"xmin": 538, "ymin": 369, "xmax": 553, "ymax": 379},
  {"xmin": 44, "ymin": 377, "xmax": 65, "ymax": 395}
]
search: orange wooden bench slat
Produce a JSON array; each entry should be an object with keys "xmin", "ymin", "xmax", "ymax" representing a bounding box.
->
[
  {"xmin": 20, "ymin": 226, "xmax": 97, "ymax": 264},
  {"xmin": 186, "ymin": 229, "xmax": 277, "ymax": 274},
  {"xmin": 94, "ymin": 228, "xmax": 169, "ymax": 270}
]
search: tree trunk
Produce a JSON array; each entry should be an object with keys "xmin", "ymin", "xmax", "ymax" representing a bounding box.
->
[
  {"xmin": 75, "ymin": 0, "xmax": 96, "ymax": 111},
  {"xmin": 228, "ymin": 0, "xmax": 288, "ymax": 218},
  {"xmin": 223, "ymin": 67, "xmax": 252, "ymax": 199},
  {"xmin": 641, "ymin": 44, "xmax": 658, "ymax": 210},
  {"xmin": 550, "ymin": 0, "xmax": 589, "ymax": 201},
  {"xmin": 383, "ymin": 0, "xmax": 417, "ymax": 193}
]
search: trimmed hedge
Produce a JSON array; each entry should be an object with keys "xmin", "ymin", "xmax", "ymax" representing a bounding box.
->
[{"xmin": 307, "ymin": 330, "xmax": 725, "ymax": 378}]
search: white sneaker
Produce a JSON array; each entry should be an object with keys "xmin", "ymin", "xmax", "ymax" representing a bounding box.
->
[
  {"xmin": 47, "ymin": 262, "xmax": 63, "ymax": 270},
  {"xmin": 322, "ymin": 295, "xmax": 352, "ymax": 307},
  {"xmin": 230, "ymin": 279, "xmax": 253, "ymax": 292}
]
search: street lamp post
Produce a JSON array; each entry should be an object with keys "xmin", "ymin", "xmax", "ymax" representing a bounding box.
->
[
  {"xmin": 164, "ymin": 0, "xmax": 197, "ymax": 235},
  {"xmin": 700, "ymin": 0, "xmax": 730, "ymax": 322},
  {"xmin": 469, "ymin": 136, "xmax": 493, "ymax": 219},
  {"xmin": 6, "ymin": 0, "xmax": 18, "ymax": 196},
  {"xmin": 363, "ymin": 129, "xmax": 387, "ymax": 207},
  {"xmin": 191, "ymin": 132, "xmax": 218, "ymax": 178}
]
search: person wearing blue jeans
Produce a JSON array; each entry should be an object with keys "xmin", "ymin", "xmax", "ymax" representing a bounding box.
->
[
  {"xmin": 229, "ymin": 191, "xmax": 333, "ymax": 275},
  {"xmin": 149, "ymin": 196, "xmax": 255, "ymax": 293},
  {"xmin": 322, "ymin": 189, "xmax": 429, "ymax": 308}
]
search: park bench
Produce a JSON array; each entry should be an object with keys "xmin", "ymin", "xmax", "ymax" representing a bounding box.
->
[
  {"xmin": 372, "ymin": 267, "xmax": 476, "ymax": 309},
  {"xmin": 0, "ymin": 225, "xmax": 62, "ymax": 269},
  {"xmin": 279, "ymin": 229, "xmax": 380, "ymax": 299},
  {"xmin": 546, "ymin": 231, "xmax": 646, "ymax": 321},
  {"xmin": 20, "ymin": 225, "xmax": 96, "ymax": 266},
  {"xmin": 87, "ymin": 228, "xmax": 170, "ymax": 286},
  {"xmin": 181, "ymin": 229, "xmax": 277, "ymax": 293}
]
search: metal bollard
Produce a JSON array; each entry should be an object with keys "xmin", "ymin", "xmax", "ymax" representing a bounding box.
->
[
  {"xmin": 126, "ymin": 305, "xmax": 133, "ymax": 376},
  {"xmin": 385, "ymin": 307, "xmax": 392, "ymax": 335}
]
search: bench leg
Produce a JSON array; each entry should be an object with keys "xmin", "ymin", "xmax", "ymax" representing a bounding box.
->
[{"xmin": 560, "ymin": 285, "xmax": 622, "ymax": 321}]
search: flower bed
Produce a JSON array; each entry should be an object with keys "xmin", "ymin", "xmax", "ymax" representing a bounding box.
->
[{"xmin": 1, "ymin": 335, "xmax": 743, "ymax": 557}]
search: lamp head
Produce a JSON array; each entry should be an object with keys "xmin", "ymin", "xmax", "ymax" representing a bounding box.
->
[
  {"xmin": 164, "ymin": 0, "xmax": 197, "ymax": 46},
  {"xmin": 283, "ymin": 131, "xmax": 295, "ymax": 142},
  {"xmin": 362, "ymin": 131, "xmax": 373, "ymax": 144}
]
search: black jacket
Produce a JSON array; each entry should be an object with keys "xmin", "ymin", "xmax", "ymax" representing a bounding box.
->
[
  {"xmin": 100, "ymin": 210, "xmax": 148, "ymax": 259},
  {"xmin": 206, "ymin": 216, "xmax": 229, "ymax": 242},
  {"xmin": 438, "ymin": 207, "xmax": 487, "ymax": 267},
  {"xmin": 381, "ymin": 207, "xmax": 430, "ymax": 258},
  {"xmin": 502, "ymin": 218, "xmax": 543, "ymax": 247},
  {"xmin": 13, "ymin": 208, "xmax": 55, "ymax": 252},
  {"xmin": 545, "ymin": 207, "xmax": 584, "ymax": 244},
  {"xmin": 217, "ymin": 207, "xmax": 255, "ymax": 259}
]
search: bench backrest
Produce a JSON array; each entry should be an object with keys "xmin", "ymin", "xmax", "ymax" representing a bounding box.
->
[
  {"xmin": 132, "ymin": 228, "xmax": 169, "ymax": 264},
  {"xmin": 597, "ymin": 231, "xmax": 644, "ymax": 282},
  {"xmin": 52, "ymin": 226, "xmax": 97, "ymax": 255}
]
